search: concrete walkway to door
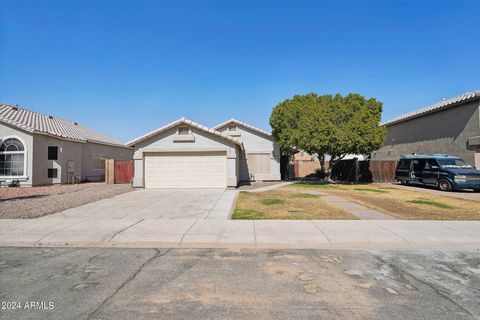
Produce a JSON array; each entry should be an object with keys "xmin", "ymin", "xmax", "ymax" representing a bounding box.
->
[{"xmin": 45, "ymin": 189, "xmax": 237, "ymax": 220}]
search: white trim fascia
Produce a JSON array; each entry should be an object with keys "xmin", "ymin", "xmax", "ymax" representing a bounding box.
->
[
  {"xmin": 212, "ymin": 118, "xmax": 273, "ymax": 138},
  {"xmin": 126, "ymin": 117, "xmax": 244, "ymax": 150}
]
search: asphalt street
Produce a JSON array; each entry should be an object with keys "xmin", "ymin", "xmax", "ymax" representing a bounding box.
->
[{"xmin": 1, "ymin": 247, "xmax": 479, "ymax": 320}]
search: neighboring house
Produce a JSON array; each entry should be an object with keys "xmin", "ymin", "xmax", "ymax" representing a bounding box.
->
[
  {"xmin": 0, "ymin": 104, "xmax": 133, "ymax": 186},
  {"xmin": 371, "ymin": 91, "xmax": 480, "ymax": 169},
  {"xmin": 293, "ymin": 151, "xmax": 366, "ymax": 178},
  {"xmin": 127, "ymin": 118, "xmax": 281, "ymax": 189}
]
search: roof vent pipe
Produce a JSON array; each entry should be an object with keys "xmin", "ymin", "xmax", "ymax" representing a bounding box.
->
[
  {"xmin": 441, "ymin": 97, "xmax": 446, "ymax": 101},
  {"xmin": 11, "ymin": 105, "xmax": 19, "ymax": 111},
  {"xmin": 48, "ymin": 115, "xmax": 54, "ymax": 119}
]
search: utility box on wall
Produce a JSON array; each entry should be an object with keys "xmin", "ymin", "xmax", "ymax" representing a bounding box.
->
[{"xmin": 67, "ymin": 160, "xmax": 75, "ymax": 184}]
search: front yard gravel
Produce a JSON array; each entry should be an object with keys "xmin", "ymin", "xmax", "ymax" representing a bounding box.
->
[{"xmin": 0, "ymin": 183, "xmax": 133, "ymax": 219}]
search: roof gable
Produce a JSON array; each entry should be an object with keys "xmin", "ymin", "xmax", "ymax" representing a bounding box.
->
[
  {"xmin": 126, "ymin": 117, "xmax": 244, "ymax": 149},
  {"xmin": 0, "ymin": 103, "xmax": 128, "ymax": 147},
  {"xmin": 213, "ymin": 118, "xmax": 272, "ymax": 138}
]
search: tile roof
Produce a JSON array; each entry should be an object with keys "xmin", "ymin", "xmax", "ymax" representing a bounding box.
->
[
  {"xmin": 0, "ymin": 103, "xmax": 128, "ymax": 147},
  {"xmin": 212, "ymin": 118, "xmax": 272, "ymax": 137},
  {"xmin": 383, "ymin": 91, "xmax": 480, "ymax": 126},
  {"xmin": 126, "ymin": 117, "xmax": 244, "ymax": 149}
]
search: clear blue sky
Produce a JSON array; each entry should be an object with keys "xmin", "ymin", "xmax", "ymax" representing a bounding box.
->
[{"xmin": 1, "ymin": 0, "xmax": 479, "ymax": 142}]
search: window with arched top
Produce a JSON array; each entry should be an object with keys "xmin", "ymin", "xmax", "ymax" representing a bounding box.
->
[{"xmin": 0, "ymin": 137, "xmax": 26, "ymax": 177}]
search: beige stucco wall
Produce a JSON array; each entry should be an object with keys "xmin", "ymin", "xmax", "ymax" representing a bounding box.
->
[
  {"xmin": 32, "ymin": 135, "xmax": 83, "ymax": 185},
  {"xmin": 216, "ymin": 124, "xmax": 281, "ymax": 181},
  {"xmin": 131, "ymin": 124, "xmax": 239, "ymax": 188},
  {"xmin": 32, "ymin": 136, "xmax": 133, "ymax": 185},
  {"xmin": 0, "ymin": 123, "xmax": 34, "ymax": 186},
  {"xmin": 372, "ymin": 100, "xmax": 480, "ymax": 167},
  {"xmin": 1, "ymin": 122, "xmax": 132, "ymax": 186},
  {"xmin": 81, "ymin": 142, "xmax": 133, "ymax": 182}
]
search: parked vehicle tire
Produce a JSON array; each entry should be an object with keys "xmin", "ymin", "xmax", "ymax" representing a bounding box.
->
[
  {"xmin": 438, "ymin": 179, "xmax": 452, "ymax": 191},
  {"xmin": 473, "ymin": 188, "xmax": 480, "ymax": 193},
  {"xmin": 400, "ymin": 180, "xmax": 409, "ymax": 185}
]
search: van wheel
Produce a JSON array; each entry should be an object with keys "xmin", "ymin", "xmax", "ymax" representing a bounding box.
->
[
  {"xmin": 438, "ymin": 179, "xmax": 452, "ymax": 191},
  {"xmin": 400, "ymin": 181, "xmax": 409, "ymax": 185}
]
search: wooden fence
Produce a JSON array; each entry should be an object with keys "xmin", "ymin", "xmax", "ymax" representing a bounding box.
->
[
  {"xmin": 369, "ymin": 160, "xmax": 397, "ymax": 182},
  {"xmin": 105, "ymin": 159, "xmax": 134, "ymax": 184}
]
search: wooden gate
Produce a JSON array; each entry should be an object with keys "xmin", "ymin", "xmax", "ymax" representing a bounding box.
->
[
  {"xmin": 114, "ymin": 160, "xmax": 134, "ymax": 184},
  {"xmin": 369, "ymin": 160, "xmax": 397, "ymax": 182}
]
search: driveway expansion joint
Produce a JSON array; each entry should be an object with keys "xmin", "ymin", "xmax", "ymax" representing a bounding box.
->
[
  {"xmin": 178, "ymin": 219, "xmax": 200, "ymax": 245},
  {"xmin": 106, "ymin": 219, "xmax": 145, "ymax": 242},
  {"xmin": 309, "ymin": 221, "xmax": 332, "ymax": 245}
]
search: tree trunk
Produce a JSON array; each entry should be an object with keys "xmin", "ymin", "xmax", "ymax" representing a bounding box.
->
[
  {"xmin": 318, "ymin": 153, "xmax": 329, "ymax": 181},
  {"xmin": 326, "ymin": 154, "xmax": 346, "ymax": 182}
]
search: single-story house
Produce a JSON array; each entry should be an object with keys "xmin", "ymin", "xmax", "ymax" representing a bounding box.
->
[
  {"xmin": 0, "ymin": 104, "xmax": 133, "ymax": 186},
  {"xmin": 127, "ymin": 118, "xmax": 281, "ymax": 188},
  {"xmin": 371, "ymin": 91, "xmax": 480, "ymax": 169}
]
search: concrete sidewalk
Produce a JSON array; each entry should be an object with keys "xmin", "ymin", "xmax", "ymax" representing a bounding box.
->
[{"xmin": 1, "ymin": 218, "xmax": 480, "ymax": 250}]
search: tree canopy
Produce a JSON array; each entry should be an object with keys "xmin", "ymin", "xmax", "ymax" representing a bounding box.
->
[{"xmin": 270, "ymin": 93, "xmax": 385, "ymax": 176}]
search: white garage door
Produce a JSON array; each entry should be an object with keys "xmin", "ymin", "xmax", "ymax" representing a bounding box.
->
[{"xmin": 144, "ymin": 151, "xmax": 227, "ymax": 188}]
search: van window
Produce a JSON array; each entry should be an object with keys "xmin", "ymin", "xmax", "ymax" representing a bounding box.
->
[
  {"xmin": 397, "ymin": 159, "xmax": 411, "ymax": 170},
  {"xmin": 412, "ymin": 159, "xmax": 426, "ymax": 171},
  {"xmin": 437, "ymin": 158, "xmax": 472, "ymax": 169},
  {"xmin": 424, "ymin": 159, "xmax": 438, "ymax": 169}
]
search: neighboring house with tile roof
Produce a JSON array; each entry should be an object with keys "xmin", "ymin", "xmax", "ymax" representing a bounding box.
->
[
  {"xmin": 371, "ymin": 91, "xmax": 480, "ymax": 169},
  {"xmin": 0, "ymin": 103, "xmax": 133, "ymax": 186},
  {"xmin": 127, "ymin": 118, "xmax": 280, "ymax": 188}
]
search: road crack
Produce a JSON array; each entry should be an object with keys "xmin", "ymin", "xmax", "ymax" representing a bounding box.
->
[{"xmin": 87, "ymin": 248, "xmax": 170, "ymax": 319}]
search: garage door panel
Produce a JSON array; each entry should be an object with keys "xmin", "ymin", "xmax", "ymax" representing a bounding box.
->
[{"xmin": 144, "ymin": 152, "xmax": 227, "ymax": 188}]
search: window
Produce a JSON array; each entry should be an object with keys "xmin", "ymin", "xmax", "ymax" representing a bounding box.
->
[
  {"xmin": 93, "ymin": 154, "xmax": 106, "ymax": 170},
  {"xmin": 48, "ymin": 146, "xmax": 58, "ymax": 160},
  {"xmin": 47, "ymin": 168, "xmax": 58, "ymax": 179},
  {"xmin": 247, "ymin": 153, "xmax": 271, "ymax": 173},
  {"xmin": 437, "ymin": 158, "xmax": 472, "ymax": 169},
  {"xmin": 178, "ymin": 126, "xmax": 190, "ymax": 135},
  {"xmin": 228, "ymin": 125, "xmax": 238, "ymax": 132},
  {"xmin": 424, "ymin": 159, "xmax": 439, "ymax": 170},
  {"xmin": 0, "ymin": 137, "xmax": 25, "ymax": 177},
  {"xmin": 397, "ymin": 159, "xmax": 411, "ymax": 170}
]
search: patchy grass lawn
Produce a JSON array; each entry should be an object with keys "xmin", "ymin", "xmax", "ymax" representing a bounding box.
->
[
  {"xmin": 407, "ymin": 198, "xmax": 454, "ymax": 209},
  {"xmin": 288, "ymin": 183, "xmax": 480, "ymax": 220},
  {"xmin": 232, "ymin": 189, "xmax": 357, "ymax": 220}
]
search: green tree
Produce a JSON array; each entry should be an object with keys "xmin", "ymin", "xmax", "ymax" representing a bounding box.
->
[{"xmin": 270, "ymin": 93, "xmax": 385, "ymax": 180}]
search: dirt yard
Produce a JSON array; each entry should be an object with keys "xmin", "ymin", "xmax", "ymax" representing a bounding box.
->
[
  {"xmin": 0, "ymin": 183, "xmax": 132, "ymax": 219},
  {"xmin": 289, "ymin": 183, "xmax": 480, "ymax": 220},
  {"xmin": 232, "ymin": 188, "xmax": 357, "ymax": 220}
]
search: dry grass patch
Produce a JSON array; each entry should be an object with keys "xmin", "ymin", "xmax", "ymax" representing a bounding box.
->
[
  {"xmin": 288, "ymin": 183, "xmax": 480, "ymax": 220},
  {"xmin": 232, "ymin": 189, "xmax": 356, "ymax": 220}
]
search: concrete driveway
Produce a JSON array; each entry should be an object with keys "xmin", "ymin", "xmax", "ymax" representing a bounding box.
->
[{"xmin": 46, "ymin": 189, "xmax": 237, "ymax": 220}]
